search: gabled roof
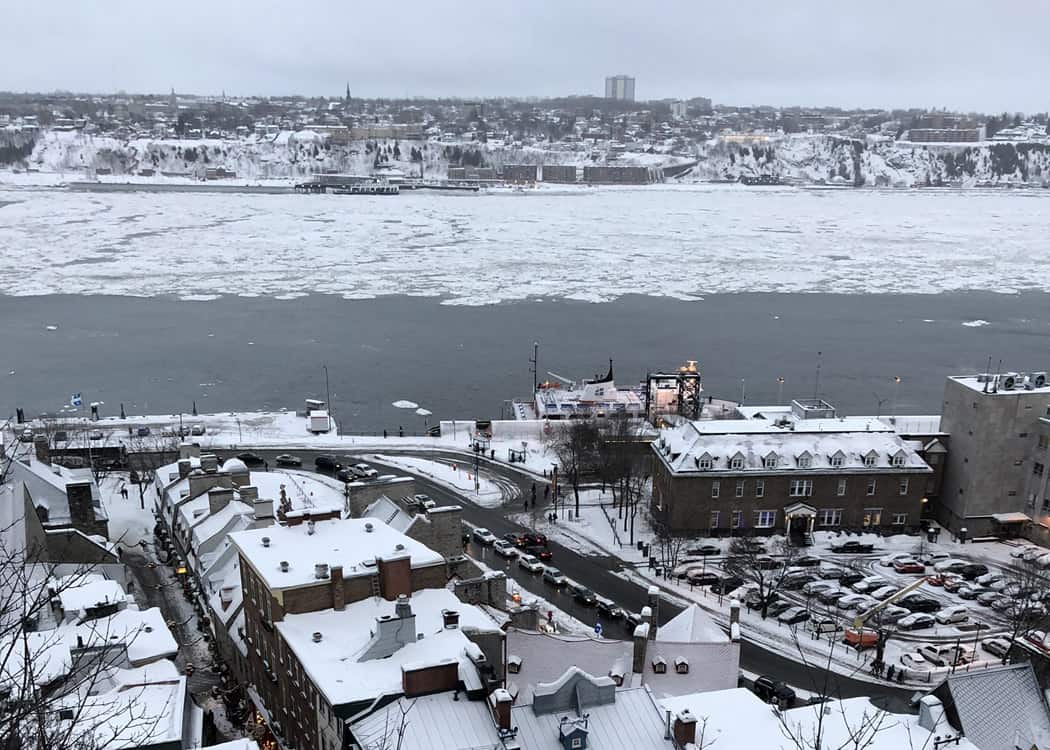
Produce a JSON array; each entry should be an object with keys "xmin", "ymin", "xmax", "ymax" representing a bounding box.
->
[
  {"xmin": 936, "ymin": 662, "xmax": 1050, "ymax": 750},
  {"xmin": 657, "ymin": 605, "xmax": 727, "ymax": 644}
]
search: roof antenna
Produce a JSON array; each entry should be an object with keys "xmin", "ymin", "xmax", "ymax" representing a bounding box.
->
[
  {"xmin": 983, "ymin": 355, "xmax": 992, "ymax": 393},
  {"xmin": 813, "ymin": 351, "xmax": 823, "ymax": 401}
]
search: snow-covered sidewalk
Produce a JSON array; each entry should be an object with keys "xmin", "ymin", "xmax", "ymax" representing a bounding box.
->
[{"xmin": 365, "ymin": 454, "xmax": 512, "ymax": 508}]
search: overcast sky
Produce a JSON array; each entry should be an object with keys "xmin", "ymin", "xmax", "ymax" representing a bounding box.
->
[{"xmin": 4, "ymin": 1, "xmax": 1046, "ymax": 112}]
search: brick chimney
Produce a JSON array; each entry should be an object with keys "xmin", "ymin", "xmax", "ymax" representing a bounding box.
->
[
  {"xmin": 331, "ymin": 565, "xmax": 345, "ymax": 611},
  {"xmin": 253, "ymin": 498, "xmax": 274, "ymax": 521},
  {"xmin": 208, "ymin": 487, "xmax": 234, "ymax": 514},
  {"xmin": 33, "ymin": 435, "xmax": 50, "ymax": 465},
  {"xmin": 672, "ymin": 710, "xmax": 697, "ymax": 747},
  {"xmin": 177, "ymin": 459, "xmax": 192, "ymax": 478},
  {"xmin": 647, "ymin": 586, "xmax": 660, "ymax": 640},
  {"xmin": 632, "ymin": 621, "xmax": 650, "ymax": 673},
  {"xmin": 376, "ymin": 553, "xmax": 412, "ymax": 601},
  {"xmin": 488, "ymin": 688, "xmax": 513, "ymax": 732}
]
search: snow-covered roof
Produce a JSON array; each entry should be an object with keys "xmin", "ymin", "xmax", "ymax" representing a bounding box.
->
[
  {"xmin": 655, "ymin": 418, "xmax": 931, "ymax": 475},
  {"xmin": 505, "ymin": 628, "xmax": 632, "ymax": 704},
  {"xmin": 513, "ymin": 686, "xmax": 668, "ymax": 750},
  {"xmin": 190, "ymin": 499, "xmax": 253, "ymax": 551},
  {"xmin": 656, "ymin": 605, "xmax": 727, "ymax": 644},
  {"xmin": 275, "ymin": 588, "xmax": 498, "ymax": 706},
  {"xmin": 54, "ymin": 575, "xmax": 128, "ymax": 613},
  {"xmin": 203, "ymin": 542, "xmax": 245, "ymax": 628},
  {"xmin": 56, "ymin": 661, "xmax": 187, "ymax": 750},
  {"xmin": 938, "ymin": 662, "xmax": 1050, "ymax": 750},
  {"xmin": 8, "ymin": 455, "xmax": 106, "ymax": 525},
  {"xmin": 0, "ymin": 630, "xmax": 72, "ymax": 688},
  {"xmin": 659, "ymin": 688, "xmax": 980, "ymax": 750},
  {"xmin": 231, "ymin": 517, "xmax": 444, "ymax": 590},
  {"xmin": 950, "ymin": 373, "xmax": 1050, "ymax": 396},
  {"xmin": 65, "ymin": 606, "xmax": 178, "ymax": 666},
  {"xmin": 221, "ymin": 457, "xmax": 248, "ymax": 474}
]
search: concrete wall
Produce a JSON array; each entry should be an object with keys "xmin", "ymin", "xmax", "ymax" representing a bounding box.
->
[
  {"xmin": 347, "ymin": 477, "xmax": 415, "ymax": 517},
  {"xmin": 938, "ymin": 378, "xmax": 1050, "ymax": 535}
]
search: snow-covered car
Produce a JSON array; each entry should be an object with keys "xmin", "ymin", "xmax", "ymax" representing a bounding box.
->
[
  {"xmin": 817, "ymin": 588, "xmax": 848, "ymax": 606},
  {"xmin": 900, "ymin": 651, "xmax": 931, "ymax": 669},
  {"xmin": 778, "ymin": 607, "xmax": 810, "ymax": 625},
  {"xmin": 274, "ymin": 453, "xmax": 302, "ymax": 467},
  {"xmin": 1022, "ymin": 546, "xmax": 1048, "ymax": 562},
  {"xmin": 976, "ymin": 591, "xmax": 1001, "ymax": 606},
  {"xmin": 897, "ymin": 612, "xmax": 935, "ymax": 631},
  {"xmin": 836, "ymin": 593, "xmax": 877, "ymax": 611},
  {"xmin": 471, "ymin": 527, "xmax": 496, "ymax": 545},
  {"xmin": 518, "ymin": 554, "xmax": 543, "ymax": 573},
  {"xmin": 919, "ymin": 644, "xmax": 971, "ymax": 667},
  {"xmin": 919, "ymin": 550, "xmax": 951, "ymax": 564},
  {"xmin": 542, "ymin": 567, "xmax": 568, "ymax": 586},
  {"xmin": 851, "ymin": 576, "xmax": 888, "ymax": 594},
  {"xmin": 976, "ymin": 572, "xmax": 1005, "ymax": 586},
  {"xmin": 802, "ymin": 580, "xmax": 837, "ymax": 596},
  {"xmin": 351, "ymin": 463, "xmax": 378, "ymax": 479},
  {"xmin": 991, "ymin": 596, "xmax": 1016, "ymax": 613},
  {"xmin": 1010, "ymin": 544, "xmax": 1036, "ymax": 559},
  {"xmin": 981, "ymin": 637, "xmax": 1012, "ymax": 658},
  {"xmin": 934, "ymin": 559, "xmax": 968, "ymax": 574},
  {"xmin": 816, "ymin": 564, "xmax": 845, "ymax": 579},
  {"xmin": 934, "ymin": 605, "xmax": 969, "ymax": 625},
  {"xmin": 942, "ymin": 575, "xmax": 967, "ymax": 593},
  {"xmin": 957, "ymin": 585, "xmax": 984, "ymax": 600},
  {"xmin": 876, "ymin": 605, "xmax": 909, "ymax": 624},
  {"xmin": 880, "ymin": 552, "xmax": 914, "ymax": 567},
  {"xmin": 493, "ymin": 540, "xmax": 518, "ymax": 559},
  {"xmin": 869, "ymin": 585, "xmax": 899, "ymax": 601},
  {"xmin": 1024, "ymin": 631, "xmax": 1050, "ymax": 652}
]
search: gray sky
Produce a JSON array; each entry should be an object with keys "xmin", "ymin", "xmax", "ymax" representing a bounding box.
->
[{"xmin": 4, "ymin": 0, "xmax": 1047, "ymax": 112}]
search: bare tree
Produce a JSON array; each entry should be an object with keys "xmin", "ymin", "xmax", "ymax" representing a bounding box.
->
[
  {"xmin": 596, "ymin": 415, "xmax": 649, "ymax": 545},
  {"xmin": 550, "ymin": 419, "xmax": 599, "ymax": 519},
  {"xmin": 723, "ymin": 536, "xmax": 800, "ymax": 619},
  {"xmin": 653, "ymin": 519, "xmax": 686, "ymax": 572},
  {"xmin": 997, "ymin": 557, "xmax": 1050, "ymax": 664}
]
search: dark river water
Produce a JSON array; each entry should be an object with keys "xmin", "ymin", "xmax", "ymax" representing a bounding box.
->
[{"xmin": 2, "ymin": 292, "xmax": 1049, "ymax": 430}]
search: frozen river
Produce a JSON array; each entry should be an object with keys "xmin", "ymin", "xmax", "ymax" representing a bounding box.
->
[{"xmin": 3, "ymin": 183, "xmax": 1050, "ymax": 301}]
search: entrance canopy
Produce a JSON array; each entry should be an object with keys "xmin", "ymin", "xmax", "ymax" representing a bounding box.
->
[
  {"xmin": 784, "ymin": 502, "xmax": 817, "ymax": 519},
  {"xmin": 992, "ymin": 512, "xmax": 1031, "ymax": 524}
]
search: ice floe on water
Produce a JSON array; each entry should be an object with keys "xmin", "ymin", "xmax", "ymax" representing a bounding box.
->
[
  {"xmin": 962, "ymin": 320, "xmax": 990, "ymax": 327},
  {"xmin": 392, "ymin": 400, "xmax": 419, "ymax": 409},
  {"xmin": 415, "ymin": 408, "xmax": 432, "ymax": 416}
]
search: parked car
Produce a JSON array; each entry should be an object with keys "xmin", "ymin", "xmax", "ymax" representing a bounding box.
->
[
  {"xmin": 274, "ymin": 453, "xmax": 302, "ymax": 467},
  {"xmin": 518, "ymin": 554, "xmax": 543, "ymax": 573},
  {"xmin": 919, "ymin": 644, "xmax": 971, "ymax": 667},
  {"xmin": 766, "ymin": 600, "xmax": 795, "ymax": 618},
  {"xmin": 897, "ymin": 613, "xmax": 936, "ymax": 631},
  {"xmin": 351, "ymin": 463, "xmax": 378, "ymax": 479},
  {"xmin": 838, "ymin": 571, "xmax": 865, "ymax": 587},
  {"xmin": 493, "ymin": 540, "xmax": 518, "ymax": 559},
  {"xmin": 900, "ymin": 650, "xmax": 932, "ymax": 669},
  {"xmin": 817, "ymin": 589, "xmax": 848, "ymax": 606},
  {"xmin": 542, "ymin": 567, "xmax": 568, "ymax": 586},
  {"xmin": 803, "ymin": 580, "xmax": 837, "ymax": 596},
  {"xmin": 596, "ymin": 597, "xmax": 624, "ymax": 619},
  {"xmin": 958, "ymin": 585, "xmax": 984, "ymax": 600},
  {"xmin": 942, "ymin": 576, "xmax": 968, "ymax": 593},
  {"xmin": 1022, "ymin": 546, "xmax": 1048, "ymax": 562},
  {"xmin": 880, "ymin": 552, "xmax": 914, "ymax": 567},
  {"xmin": 752, "ymin": 676, "xmax": 796, "ymax": 707},
  {"xmin": 314, "ymin": 454, "xmax": 341, "ymax": 471},
  {"xmin": 472, "ymin": 527, "xmax": 496, "ymax": 545},
  {"xmin": 806, "ymin": 618, "xmax": 842, "ymax": 635},
  {"xmin": 794, "ymin": 555, "xmax": 822, "ymax": 568},
  {"xmin": 843, "ymin": 628, "xmax": 880, "ymax": 649},
  {"xmin": 960, "ymin": 563, "xmax": 989, "ymax": 580},
  {"xmin": 976, "ymin": 572, "xmax": 1005, "ymax": 587},
  {"xmin": 778, "ymin": 607, "xmax": 810, "ymax": 625},
  {"xmin": 525, "ymin": 532, "xmax": 548, "ymax": 547},
  {"xmin": 624, "ymin": 612, "xmax": 642, "ymax": 630},
  {"xmin": 738, "ymin": 539, "xmax": 767, "ymax": 554},
  {"xmin": 876, "ymin": 605, "xmax": 910, "ymax": 624},
  {"xmin": 190, "ymin": 423, "xmax": 206, "ymax": 436},
  {"xmin": 783, "ymin": 573, "xmax": 818, "ymax": 591},
  {"xmin": 1010, "ymin": 544, "xmax": 1036, "ymax": 559},
  {"xmin": 817, "ymin": 565, "xmax": 845, "ymax": 580},
  {"xmin": 919, "ymin": 551, "xmax": 951, "ymax": 565},
  {"xmin": 869, "ymin": 585, "xmax": 899, "ymax": 601},
  {"xmin": 525, "ymin": 545, "xmax": 553, "ymax": 561},
  {"xmin": 991, "ymin": 596, "xmax": 1016, "ymax": 613},
  {"xmin": 236, "ymin": 451, "xmax": 264, "ymax": 465},
  {"xmin": 830, "ymin": 541, "xmax": 875, "ymax": 554},
  {"xmin": 687, "ymin": 544, "xmax": 721, "ymax": 556},
  {"xmin": 977, "ymin": 592, "xmax": 1001, "ymax": 607},
  {"xmin": 934, "ymin": 605, "xmax": 970, "ymax": 625},
  {"xmin": 893, "ymin": 559, "xmax": 925, "ymax": 574},
  {"xmin": 837, "ymin": 594, "xmax": 876, "ymax": 611},
  {"xmin": 981, "ymin": 637, "xmax": 1012, "ymax": 658},
  {"xmin": 711, "ymin": 576, "xmax": 745, "ymax": 595},
  {"xmin": 755, "ymin": 556, "xmax": 781, "ymax": 570},
  {"xmin": 336, "ymin": 467, "xmax": 356, "ymax": 481},
  {"xmin": 685, "ymin": 570, "xmax": 719, "ymax": 587},
  {"xmin": 898, "ymin": 595, "xmax": 940, "ymax": 613},
  {"xmin": 572, "ymin": 585, "xmax": 597, "ymax": 605},
  {"xmin": 934, "ymin": 559, "xmax": 968, "ymax": 574},
  {"xmin": 503, "ymin": 532, "xmax": 528, "ymax": 547},
  {"xmin": 851, "ymin": 576, "xmax": 888, "ymax": 594}
]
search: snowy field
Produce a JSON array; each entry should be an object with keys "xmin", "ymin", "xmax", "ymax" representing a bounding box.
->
[{"xmin": 3, "ymin": 184, "xmax": 1050, "ymax": 302}]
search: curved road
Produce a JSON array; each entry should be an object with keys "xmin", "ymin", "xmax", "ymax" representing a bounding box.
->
[{"xmin": 221, "ymin": 446, "xmax": 915, "ymax": 711}]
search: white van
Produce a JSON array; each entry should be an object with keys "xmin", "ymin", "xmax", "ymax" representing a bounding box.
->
[{"xmin": 934, "ymin": 605, "xmax": 969, "ymax": 625}]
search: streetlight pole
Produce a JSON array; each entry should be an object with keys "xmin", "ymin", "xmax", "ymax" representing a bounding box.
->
[
  {"xmin": 323, "ymin": 364, "xmax": 332, "ymax": 433},
  {"xmin": 530, "ymin": 342, "xmax": 539, "ymax": 394},
  {"xmin": 892, "ymin": 376, "xmax": 901, "ymax": 418},
  {"xmin": 777, "ymin": 377, "xmax": 785, "ymax": 405},
  {"xmin": 740, "ymin": 378, "xmax": 746, "ymax": 406}
]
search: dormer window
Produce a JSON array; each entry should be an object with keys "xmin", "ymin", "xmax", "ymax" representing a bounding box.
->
[
  {"xmin": 730, "ymin": 453, "xmax": 745, "ymax": 470},
  {"xmin": 797, "ymin": 452, "xmax": 812, "ymax": 469},
  {"xmin": 651, "ymin": 656, "xmax": 667, "ymax": 674},
  {"xmin": 863, "ymin": 452, "xmax": 878, "ymax": 468},
  {"xmin": 697, "ymin": 453, "xmax": 713, "ymax": 471},
  {"xmin": 507, "ymin": 655, "xmax": 522, "ymax": 674},
  {"xmin": 763, "ymin": 452, "xmax": 778, "ymax": 469},
  {"xmin": 829, "ymin": 451, "xmax": 845, "ymax": 468},
  {"xmin": 674, "ymin": 657, "xmax": 689, "ymax": 674},
  {"xmin": 891, "ymin": 451, "xmax": 906, "ymax": 467}
]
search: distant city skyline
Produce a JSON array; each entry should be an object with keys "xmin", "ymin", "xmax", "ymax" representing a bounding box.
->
[{"xmin": 2, "ymin": 0, "xmax": 1048, "ymax": 112}]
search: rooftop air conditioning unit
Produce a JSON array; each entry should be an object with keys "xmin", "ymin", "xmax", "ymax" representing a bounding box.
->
[
  {"xmin": 1001, "ymin": 372, "xmax": 1020, "ymax": 390},
  {"xmin": 1031, "ymin": 372, "xmax": 1047, "ymax": 389}
]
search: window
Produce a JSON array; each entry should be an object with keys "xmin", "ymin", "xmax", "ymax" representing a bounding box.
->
[
  {"xmin": 891, "ymin": 453, "xmax": 906, "ymax": 467},
  {"xmin": 755, "ymin": 510, "xmax": 777, "ymax": 528},
  {"xmin": 836, "ymin": 479, "xmax": 847, "ymax": 497},
  {"xmin": 829, "ymin": 453, "xmax": 844, "ymax": 468},
  {"xmin": 571, "ymin": 739, "xmax": 583, "ymax": 749},
  {"xmin": 789, "ymin": 479, "xmax": 813, "ymax": 497},
  {"xmin": 817, "ymin": 508, "xmax": 842, "ymax": 527},
  {"xmin": 1020, "ymin": 432, "xmax": 1029, "ymax": 438},
  {"xmin": 864, "ymin": 453, "xmax": 877, "ymax": 467},
  {"xmin": 711, "ymin": 481, "xmax": 720, "ymax": 499},
  {"xmin": 898, "ymin": 478, "xmax": 909, "ymax": 496},
  {"xmin": 709, "ymin": 510, "xmax": 720, "ymax": 529},
  {"xmin": 651, "ymin": 656, "xmax": 667, "ymax": 674},
  {"xmin": 1014, "ymin": 459, "xmax": 1024, "ymax": 466},
  {"xmin": 730, "ymin": 454, "xmax": 744, "ymax": 470},
  {"xmin": 866, "ymin": 479, "xmax": 877, "ymax": 496},
  {"xmin": 674, "ymin": 657, "xmax": 689, "ymax": 674},
  {"xmin": 862, "ymin": 508, "xmax": 882, "ymax": 527},
  {"xmin": 1043, "ymin": 497, "xmax": 1050, "ymax": 512},
  {"xmin": 698, "ymin": 456, "xmax": 713, "ymax": 470},
  {"xmin": 1039, "ymin": 434, "xmax": 1049, "ymax": 450},
  {"xmin": 797, "ymin": 454, "xmax": 812, "ymax": 469},
  {"xmin": 735, "ymin": 480, "xmax": 745, "ymax": 498},
  {"xmin": 892, "ymin": 513, "xmax": 907, "ymax": 525},
  {"xmin": 732, "ymin": 510, "xmax": 743, "ymax": 529},
  {"xmin": 755, "ymin": 479, "xmax": 765, "ymax": 498},
  {"xmin": 763, "ymin": 453, "xmax": 778, "ymax": 469},
  {"xmin": 1035, "ymin": 462, "xmax": 1045, "ymax": 477}
]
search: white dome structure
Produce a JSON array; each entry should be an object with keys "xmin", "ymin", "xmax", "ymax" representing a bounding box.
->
[{"xmin": 221, "ymin": 458, "xmax": 249, "ymax": 474}]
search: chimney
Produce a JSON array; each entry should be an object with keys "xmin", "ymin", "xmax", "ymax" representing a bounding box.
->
[
  {"xmin": 177, "ymin": 459, "xmax": 192, "ymax": 478},
  {"xmin": 442, "ymin": 609, "xmax": 459, "ymax": 629},
  {"xmin": 33, "ymin": 435, "xmax": 50, "ymax": 465},
  {"xmin": 641, "ymin": 604, "xmax": 654, "ymax": 640},
  {"xmin": 730, "ymin": 599, "xmax": 741, "ymax": 628},
  {"xmin": 178, "ymin": 442, "xmax": 201, "ymax": 460},
  {"xmin": 239, "ymin": 485, "xmax": 258, "ymax": 502},
  {"xmin": 331, "ymin": 566, "xmax": 345, "ymax": 611},
  {"xmin": 208, "ymin": 487, "xmax": 234, "ymax": 514},
  {"xmin": 672, "ymin": 710, "xmax": 697, "ymax": 747},
  {"xmin": 395, "ymin": 594, "xmax": 412, "ymax": 621},
  {"xmin": 358, "ymin": 595, "xmax": 417, "ymax": 660},
  {"xmin": 488, "ymin": 688, "xmax": 513, "ymax": 732},
  {"xmin": 376, "ymin": 554, "xmax": 412, "ymax": 601},
  {"xmin": 632, "ymin": 622, "xmax": 650, "ymax": 673},
  {"xmin": 253, "ymin": 498, "xmax": 274, "ymax": 521},
  {"xmin": 200, "ymin": 454, "xmax": 219, "ymax": 473},
  {"xmin": 917, "ymin": 695, "xmax": 947, "ymax": 734},
  {"xmin": 647, "ymin": 586, "xmax": 660, "ymax": 640}
]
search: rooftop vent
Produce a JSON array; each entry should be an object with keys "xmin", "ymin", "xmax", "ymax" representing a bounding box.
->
[
  {"xmin": 315, "ymin": 563, "xmax": 330, "ymax": 580},
  {"xmin": 307, "ymin": 520, "xmax": 316, "ymax": 535},
  {"xmin": 364, "ymin": 522, "xmax": 374, "ymax": 533},
  {"xmin": 312, "ymin": 632, "xmax": 322, "ymax": 643},
  {"xmin": 261, "ymin": 536, "xmax": 271, "ymax": 548},
  {"xmin": 395, "ymin": 543, "xmax": 405, "ymax": 551},
  {"xmin": 279, "ymin": 561, "xmax": 289, "ymax": 572}
]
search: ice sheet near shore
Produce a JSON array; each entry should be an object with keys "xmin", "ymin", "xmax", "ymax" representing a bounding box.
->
[{"xmin": 2, "ymin": 183, "xmax": 1050, "ymax": 302}]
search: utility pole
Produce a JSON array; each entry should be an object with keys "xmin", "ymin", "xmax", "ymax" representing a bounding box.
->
[
  {"xmin": 892, "ymin": 376, "xmax": 901, "ymax": 418},
  {"xmin": 777, "ymin": 376, "xmax": 785, "ymax": 405},
  {"xmin": 740, "ymin": 378, "xmax": 746, "ymax": 405},
  {"xmin": 813, "ymin": 351, "xmax": 823, "ymax": 401},
  {"xmin": 529, "ymin": 341, "xmax": 539, "ymax": 394},
  {"xmin": 323, "ymin": 364, "xmax": 332, "ymax": 433}
]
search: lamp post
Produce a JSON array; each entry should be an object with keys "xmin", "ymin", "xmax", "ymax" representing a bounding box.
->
[
  {"xmin": 740, "ymin": 378, "xmax": 746, "ymax": 406},
  {"xmin": 777, "ymin": 376, "xmax": 785, "ymax": 405},
  {"xmin": 892, "ymin": 376, "xmax": 901, "ymax": 418},
  {"xmin": 323, "ymin": 364, "xmax": 333, "ymax": 433}
]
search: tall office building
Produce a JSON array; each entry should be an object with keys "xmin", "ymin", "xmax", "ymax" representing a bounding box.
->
[{"xmin": 605, "ymin": 75, "xmax": 636, "ymax": 102}]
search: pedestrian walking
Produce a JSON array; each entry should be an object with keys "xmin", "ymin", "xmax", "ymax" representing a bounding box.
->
[
  {"xmin": 524, "ymin": 500, "xmax": 528, "ymax": 511},
  {"xmin": 491, "ymin": 449, "xmax": 495, "ymax": 460},
  {"xmin": 544, "ymin": 485, "xmax": 550, "ymax": 499},
  {"xmin": 547, "ymin": 610, "xmax": 554, "ymax": 624},
  {"xmin": 531, "ymin": 483, "xmax": 537, "ymax": 501},
  {"xmin": 264, "ymin": 460, "xmax": 269, "ymax": 472},
  {"xmin": 398, "ymin": 425, "xmax": 404, "ymax": 437},
  {"xmin": 886, "ymin": 665, "xmax": 895, "ymax": 680}
]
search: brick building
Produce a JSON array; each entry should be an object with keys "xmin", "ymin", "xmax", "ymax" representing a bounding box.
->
[
  {"xmin": 228, "ymin": 518, "xmax": 501, "ymax": 750},
  {"xmin": 651, "ymin": 400, "xmax": 932, "ymax": 536}
]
